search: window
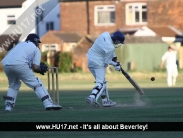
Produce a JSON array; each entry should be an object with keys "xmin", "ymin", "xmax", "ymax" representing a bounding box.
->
[
  {"xmin": 42, "ymin": 44, "xmax": 57, "ymax": 52},
  {"xmin": 95, "ymin": 5, "xmax": 115, "ymax": 25},
  {"xmin": 126, "ymin": 3, "xmax": 147, "ymax": 25},
  {"xmin": 7, "ymin": 15, "xmax": 16, "ymax": 25},
  {"xmin": 46, "ymin": 22, "xmax": 54, "ymax": 31}
]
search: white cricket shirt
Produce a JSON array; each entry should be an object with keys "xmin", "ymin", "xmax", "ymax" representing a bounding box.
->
[
  {"xmin": 2, "ymin": 42, "xmax": 41, "ymax": 68},
  {"xmin": 161, "ymin": 51, "xmax": 177, "ymax": 67},
  {"xmin": 86, "ymin": 32, "xmax": 116, "ymax": 68}
]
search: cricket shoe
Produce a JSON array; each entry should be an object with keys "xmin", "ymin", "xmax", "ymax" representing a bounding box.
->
[
  {"xmin": 5, "ymin": 102, "xmax": 14, "ymax": 111},
  {"xmin": 102, "ymin": 100, "xmax": 116, "ymax": 107},
  {"xmin": 45, "ymin": 103, "xmax": 62, "ymax": 110},
  {"xmin": 44, "ymin": 99, "xmax": 62, "ymax": 110},
  {"xmin": 85, "ymin": 96, "xmax": 100, "ymax": 107}
]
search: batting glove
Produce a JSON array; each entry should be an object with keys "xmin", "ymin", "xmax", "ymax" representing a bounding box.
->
[
  {"xmin": 114, "ymin": 62, "xmax": 121, "ymax": 71},
  {"xmin": 114, "ymin": 65, "xmax": 121, "ymax": 71}
]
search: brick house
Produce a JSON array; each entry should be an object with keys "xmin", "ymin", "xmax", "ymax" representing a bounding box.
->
[
  {"xmin": 40, "ymin": 30, "xmax": 82, "ymax": 66},
  {"xmin": 72, "ymin": 35, "xmax": 97, "ymax": 72},
  {"xmin": 0, "ymin": 34, "xmax": 21, "ymax": 71},
  {"xmin": 40, "ymin": 30, "xmax": 82, "ymax": 52},
  {"xmin": 59, "ymin": 0, "xmax": 183, "ymax": 71},
  {"xmin": 60, "ymin": 0, "xmax": 183, "ymax": 36}
]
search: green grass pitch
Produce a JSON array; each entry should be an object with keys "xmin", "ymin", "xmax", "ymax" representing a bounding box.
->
[
  {"xmin": 0, "ymin": 72, "xmax": 183, "ymax": 137},
  {"xmin": 0, "ymin": 87, "xmax": 183, "ymax": 137}
]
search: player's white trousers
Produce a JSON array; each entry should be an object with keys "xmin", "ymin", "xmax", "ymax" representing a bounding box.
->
[
  {"xmin": 88, "ymin": 67, "xmax": 106, "ymax": 100},
  {"xmin": 88, "ymin": 61, "xmax": 109, "ymax": 100},
  {"xmin": 89, "ymin": 67, "xmax": 106, "ymax": 84},
  {"xmin": 166, "ymin": 66, "xmax": 178, "ymax": 86},
  {"xmin": 4, "ymin": 64, "xmax": 40, "ymax": 90},
  {"xmin": 3, "ymin": 64, "xmax": 52, "ymax": 107}
]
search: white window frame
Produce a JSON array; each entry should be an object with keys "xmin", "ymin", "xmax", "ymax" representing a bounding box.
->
[
  {"xmin": 7, "ymin": 15, "xmax": 16, "ymax": 25},
  {"xmin": 42, "ymin": 44, "xmax": 58, "ymax": 52},
  {"xmin": 126, "ymin": 3, "xmax": 147, "ymax": 25},
  {"xmin": 94, "ymin": 5, "xmax": 115, "ymax": 26}
]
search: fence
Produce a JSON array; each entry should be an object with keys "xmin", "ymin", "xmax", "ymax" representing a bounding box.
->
[{"xmin": 115, "ymin": 43, "xmax": 169, "ymax": 71}]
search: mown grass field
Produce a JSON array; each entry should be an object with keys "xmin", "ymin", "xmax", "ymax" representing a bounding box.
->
[{"xmin": 0, "ymin": 71, "xmax": 183, "ymax": 137}]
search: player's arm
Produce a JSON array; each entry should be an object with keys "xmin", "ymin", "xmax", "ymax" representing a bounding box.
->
[
  {"xmin": 32, "ymin": 62, "xmax": 48, "ymax": 75},
  {"xmin": 32, "ymin": 64, "xmax": 41, "ymax": 73},
  {"xmin": 170, "ymin": 44, "xmax": 178, "ymax": 51},
  {"xmin": 160, "ymin": 60, "xmax": 165, "ymax": 69},
  {"xmin": 32, "ymin": 48, "xmax": 41, "ymax": 73},
  {"xmin": 104, "ymin": 50, "xmax": 115, "ymax": 67},
  {"xmin": 108, "ymin": 53, "xmax": 121, "ymax": 71},
  {"xmin": 109, "ymin": 53, "xmax": 118, "ymax": 66},
  {"xmin": 160, "ymin": 53, "xmax": 166, "ymax": 69},
  {"xmin": 32, "ymin": 48, "xmax": 48, "ymax": 75}
]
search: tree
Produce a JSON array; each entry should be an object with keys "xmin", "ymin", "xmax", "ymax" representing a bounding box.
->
[{"xmin": 59, "ymin": 52, "xmax": 73, "ymax": 73}]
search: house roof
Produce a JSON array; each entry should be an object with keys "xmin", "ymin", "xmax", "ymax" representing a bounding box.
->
[
  {"xmin": 119, "ymin": 28, "xmax": 139, "ymax": 35},
  {"xmin": 0, "ymin": 0, "xmax": 25, "ymax": 8},
  {"xmin": 0, "ymin": 34, "xmax": 21, "ymax": 51},
  {"xmin": 85, "ymin": 35, "xmax": 98, "ymax": 43},
  {"xmin": 77, "ymin": 33, "xmax": 163, "ymax": 44},
  {"xmin": 54, "ymin": 32, "xmax": 82, "ymax": 42},
  {"xmin": 41, "ymin": 31, "xmax": 82, "ymax": 43},
  {"xmin": 125, "ymin": 35, "xmax": 163, "ymax": 43},
  {"xmin": 59, "ymin": 0, "xmax": 113, "ymax": 2},
  {"xmin": 147, "ymin": 25, "xmax": 182, "ymax": 37},
  {"xmin": 119, "ymin": 26, "xmax": 183, "ymax": 37}
]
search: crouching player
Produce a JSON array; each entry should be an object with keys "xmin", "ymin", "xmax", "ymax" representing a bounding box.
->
[
  {"xmin": 85, "ymin": 31, "xmax": 125, "ymax": 107},
  {"xmin": 1, "ymin": 33, "xmax": 62, "ymax": 111}
]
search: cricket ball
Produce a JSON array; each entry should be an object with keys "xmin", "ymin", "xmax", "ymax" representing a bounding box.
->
[{"xmin": 151, "ymin": 77, "xmax": 155, "ymax": 81}]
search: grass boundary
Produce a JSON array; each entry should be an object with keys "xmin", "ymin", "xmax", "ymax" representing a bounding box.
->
[{"xmin": 1, "ymin": 71, "xmax": 183, "ymax": 91}]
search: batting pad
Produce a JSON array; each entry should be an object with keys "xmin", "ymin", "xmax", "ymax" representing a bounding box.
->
[
  {"xmin": 101, "ymin": 82, "xmax": 110, "ymax": 100},
  {"xmin": 34, "ymin": 78, "xmax": 50, "ymax": 100},
  {"xmin": 91, "ymin": 82, "xmax": 106, "ymax": 101},
  {"xmin": 4, "ymin": 88, "xmax": 18, "ymax": 105}
]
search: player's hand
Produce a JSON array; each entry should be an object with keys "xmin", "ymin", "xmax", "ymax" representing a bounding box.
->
[
  {"xmin": 114, "ymin": 62, "xmax": 121, "ymax": 71},
  {"xmin": 112, "ymin": 57, "xmax": 117, "ymax": 62},
  {"xmin": 40, "ymin": 62, "xmax": 48, "ymax": 75},
  {"xmin": 114, "ymin": 66, "xmax": 121, "ymax": 71},
  {"xmin": 116, "ymin": 62, "xmax": 121, "ymax": 66},
  {"xmin": 110, "ymin": 57, "xmax": 117, "ymax": 66}
]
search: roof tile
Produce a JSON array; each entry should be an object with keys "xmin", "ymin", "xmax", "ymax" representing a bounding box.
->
[{"xmin": 0, "ymin": 0, "xmax": 25, "ymax": 8}]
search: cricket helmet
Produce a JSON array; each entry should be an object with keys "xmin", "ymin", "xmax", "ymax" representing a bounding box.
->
[
  {"xmin": 111, "ymin": 31, "xmax": 125, "ymax": 44},
  {"xmin": 25, "ymin": 33, "xmax": 41, "ymax": 44}
]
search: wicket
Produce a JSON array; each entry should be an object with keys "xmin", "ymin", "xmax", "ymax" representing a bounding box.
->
[{"xmin": 47, "ymin": 67, "xmax": 59, "ymax": 104}]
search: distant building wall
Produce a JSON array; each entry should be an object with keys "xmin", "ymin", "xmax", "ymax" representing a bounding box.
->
[
  {"xmin": 60, "ymin": 0, "xmax": 183, "ymax": 36},
  {"xmin": 60, "ymin": 1, "xmax": 125, "ymax": 36},
  {"xmin": 37, "ymin": 0, "xmax": 60, "ymax": 37},
  {"xmin": 148, "ymin": 0, "xmax": 183, "ymax": 30},
  {"xmin": 0, "ymin": 8, "xmax": 23, "ymax": 34}
]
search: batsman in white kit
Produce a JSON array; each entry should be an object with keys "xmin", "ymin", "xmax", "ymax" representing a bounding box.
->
[
  {"xmin": 160, "ymin": 45, "xmax": 178, "ymax": 87},
  {"xmin": 85, "ymin": 31, "xmax": 125, "ymax": 107},
  {"xmin": 1, "ymin": 33, "xmax": 62, "ymax": 111}
]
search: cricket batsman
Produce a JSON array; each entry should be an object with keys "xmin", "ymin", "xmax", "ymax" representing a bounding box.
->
[
  {"xmin": 85, "ymin": 31, "xmax": 125, "ymax": 107},
  {"xmin": 1, "ymin": 33, "xmax": 62, "ymax": 111}
]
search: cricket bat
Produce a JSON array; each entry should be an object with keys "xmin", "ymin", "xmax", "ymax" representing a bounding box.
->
[{"xmin": 120, "ymin": 67, "xmax": 144, "ymax": 95}]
